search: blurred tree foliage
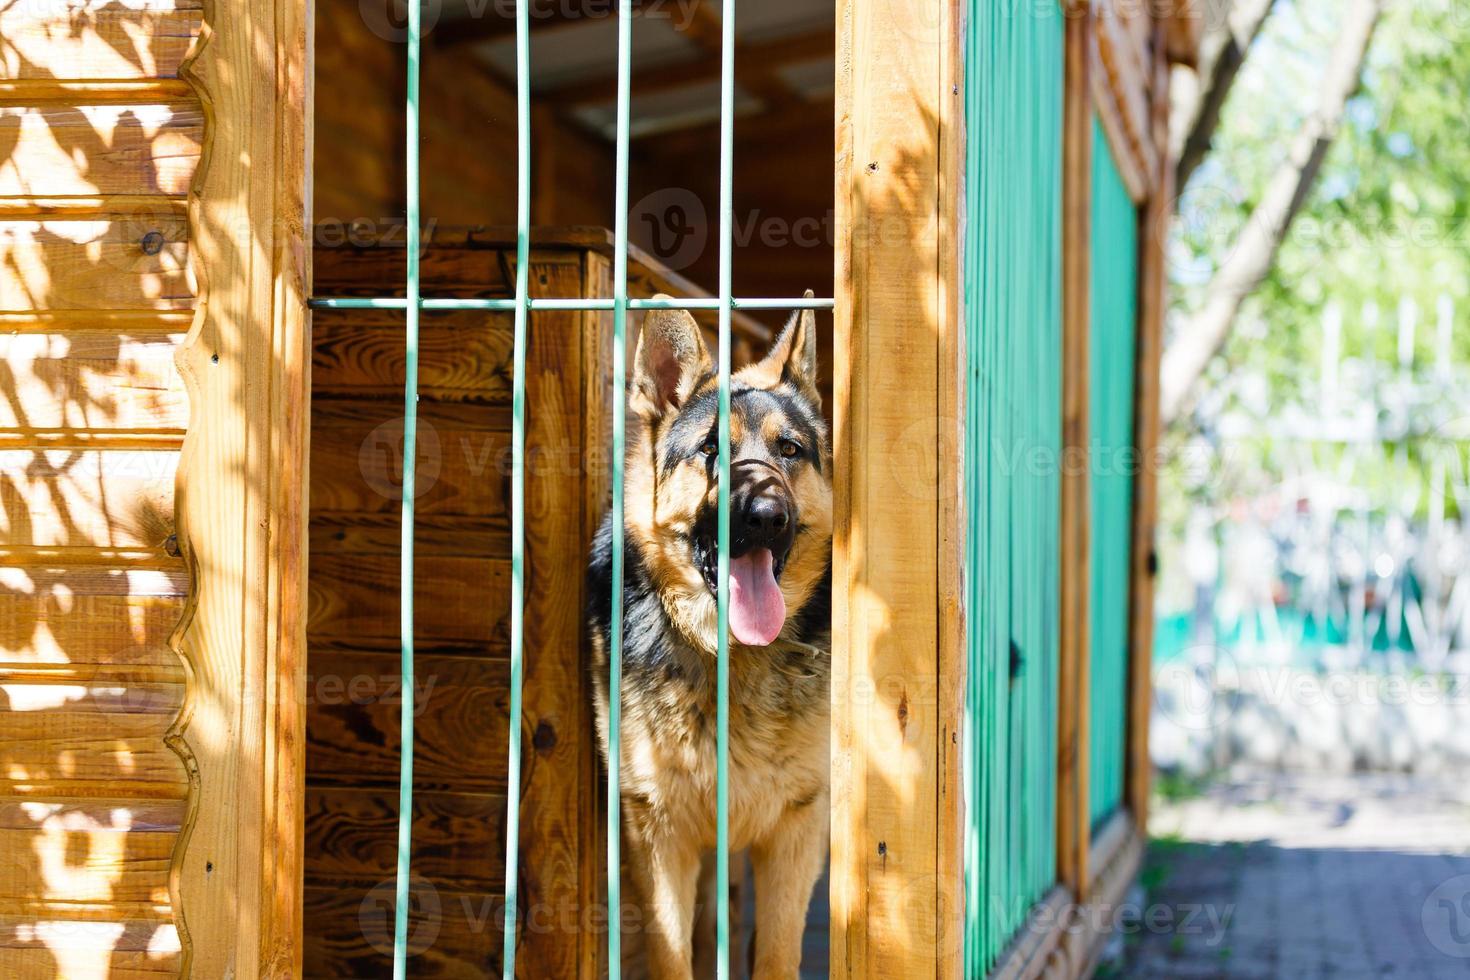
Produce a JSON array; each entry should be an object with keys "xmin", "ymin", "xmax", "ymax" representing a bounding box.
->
[{"xmin": 1163, "ymin": 0, "xmax": 1470, "ymax": 524}]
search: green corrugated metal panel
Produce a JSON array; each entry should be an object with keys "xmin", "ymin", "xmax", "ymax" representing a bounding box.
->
[
  {"xmin": 1087, "ymin": 118, "xmax": 1139, "ymax": 829},
  {"xmin": 962, "ymin": 4, "xmax": 1064, "ymax": 973}
]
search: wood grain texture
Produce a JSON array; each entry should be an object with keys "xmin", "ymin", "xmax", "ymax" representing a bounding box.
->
[
  {"xmin": 0, "ymin": 104, "xmax": 201, "ymax": 197},
  {"xmin": 0, "ymin": 332, "xmax": 188, "ymax": 434},
  {"xmin": 1090, "ymin": 0, "xmax": 1156, "ymax": 204},
  {"xmin": 1126, "ymin": 25, "xmax": 1172, "ymax": 835},
  {"xmin": 305, "ymin": 651, "xmax": 512, "ymax": 794},
  {"xmin": 0, "ymin": 3, "xmax": 208, "ymax": 976},
  {"xmin": 305, "ymin": 241, "xmax": 629, "ymax": 977},
  {"xmin": 0, "ymin": 217, "xmax": 191, "ymax": 311},
  {"xmin": 831, "ymin": 0, "xmax": 953, "ymax": 974},
  {"xmin": 0, "ymin": 449, "xmax": 177, "ymax": 551},
  {"xmin": 1057, "ymin": 8, "xmax": 1094, "ymax": 907},
  {"xmin": 164, "ymin": 0, "xmax": 312, "ymax": 972},
  {"xmin": 0, "ymin": 1, "xmax": 203, "ymax": 81},
  {"xmin": 0, "ymin": 916, "xmax": 180, "ymax": 979},
  {"xmin": 302, "ymin": 882, "xmax": 503, "ymax": 980},
  {"xmin": 313, "ymin": 0, "xmax": 615, "ymax": 230},
  {"xmin": 935, "ymin": 0, "xmax": 966, "ymax": 976}
]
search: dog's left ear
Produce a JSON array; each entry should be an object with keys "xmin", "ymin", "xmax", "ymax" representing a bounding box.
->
[
  {"xmin": 631, "ymin": 300, "xmax": 712, "ymax": 418},
  {"xmin": 757, "ymin": 289, "xmax": 820, "ymax": 404}
]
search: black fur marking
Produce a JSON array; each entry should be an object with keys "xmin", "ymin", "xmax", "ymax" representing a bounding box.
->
[{"xmin": 658, "ymin": 386, "xmax": 826, "ymax": 478}]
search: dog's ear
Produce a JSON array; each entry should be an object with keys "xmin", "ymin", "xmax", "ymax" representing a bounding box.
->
[
  {"xmin": 756, "ymin": 289, "xmax": 819, "ymax": 404},
  {"xmin": 631, "ymin": 299, "xmax": 712, "ymax": 417}
]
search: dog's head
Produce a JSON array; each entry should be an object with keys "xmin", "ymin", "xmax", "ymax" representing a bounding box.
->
[{"xmin": 625, "ymin": 296, "xmax": 832, "ymax": 652}]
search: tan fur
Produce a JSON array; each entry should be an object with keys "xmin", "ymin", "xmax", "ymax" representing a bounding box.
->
[{"xmin": 592, "ymin": 300, "xmax": 831, "ymax": 979}]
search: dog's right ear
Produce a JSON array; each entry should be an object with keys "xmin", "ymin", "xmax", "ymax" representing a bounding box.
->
[{"xmin": 631, "ymin": 299, "xmax": 712, "ymax": 418}]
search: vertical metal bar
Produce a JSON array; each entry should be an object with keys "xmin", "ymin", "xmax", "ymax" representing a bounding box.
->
[
  {"xmin": 502, "ymin": 0, "xmax": 531, "ymax": 974},
  {"xmin": 393, "ymin": 0, "xmax": 422, "ymax": 976},
  {"xmin": 715, "ymin": 0, "xmax": 735, "ymax": 976},
  {"xmin": 609, "ymin": 0, "xmax": 632, "ymax": 975}
]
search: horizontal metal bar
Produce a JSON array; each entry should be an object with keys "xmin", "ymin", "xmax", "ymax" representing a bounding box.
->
[{"xmin": 308, "ymin": 296, "xmax": 835, "ymax": 311}]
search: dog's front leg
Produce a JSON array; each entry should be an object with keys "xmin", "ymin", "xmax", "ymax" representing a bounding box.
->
[
  {"xmin": 626, "ymin": 827, "xmax": 701, "ymax": 980},
  {"xmin": 750, "ymin": 794, "xmax": 828, "ymax": 979}
]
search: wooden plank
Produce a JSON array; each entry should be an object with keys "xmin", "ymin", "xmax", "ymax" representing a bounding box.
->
[
  {"xmin": 0, "ymin": 710, "xmax": 186, "ymax": 797},
  {"xmin": 302, "ymin": 883, "xmax": 502, "ymax": 980},
  {"xmin": 511, "ymin": 259, "xmax": 596, "ymax": 978},
  {"xmin": 1090, "ymin": 0, "xmax": 1156, "ymax": 205},
  {"xmin": 542, "ymin": 28, "xmax": 834, "ymax": 108},
  {"xmin": 312, "ymin": 311, "xmax": 515, "ymax": 402},
  {"xmin": 0, "ymin": 104, "xmax": 201, "ymax": 196},
  {"xmin": 0, "ymin": 947, "xmax": 180, "ymax": 980},
  {"xmin": 313, "ymin": 229, "xmax": 771, "ymax": 343},
  {"xmin": 0, "ymin": 449, "xmax": 177, "ymax": 551},
  {"xmin": 0, "ymin": 826, "xmax": 174, "ymax": 907},
  {"xmin": 935, "ymin": 0, "xmax": 966, "ymax": 976},
  {"xmin": 1057, "ymin": 7, "xmax": 1094, "ymax": 907},
  {"xmin": 0, "ymin": 332, "xmax": 187, "ymax": 433},
  {"xmin": 304, "ymin": 787, "xmax": 508, "ymax": 891},
  {"xmin": 307, "ymin": 553, "xmax": 509, "ymax": 644},
  {"xmin": 0, "ymin": 1, "xmax": 203, "ymax": 81},
  {"xmin": 580, "ymin": 251, "xmax": 613, "ymax": 980},
  {"xmin": 985, "ymin": 885, "xmax": 1073, "ymax": 980},
  {"xmin": 167, "ymin": 0, "xmax": 312, "ymax": 972},
  {"xmin": 0, "ymin": 217, "xmax": 191, "ymax": 311},
  {"xmin": 0, "ymin": 916, "xmax": 180, "ymax": 979},
  {"xmin": 304, "ymin": 651, "xmax": 511, "ymax": 794},
  {"xmin": 0, "ymin": 588, "xmax": 185, "ymax": 672},
  {"xmin": 0, "ymin": 677, "xmax": 181, "ymax": 715},
  {"xmin": 309, "ymin": 398, "xmax": 509, "ymax": 519},
  {"xmin": 1126, "ymin": 25, "xmax": 1172, "ymax": 834},
  {"xmin": 831, "ymin": 0, "xmax": 953, "ymax": 974},
  {"xmin": 1073, "ymin": 811, "xmax": 1145, "ymax": 978}
]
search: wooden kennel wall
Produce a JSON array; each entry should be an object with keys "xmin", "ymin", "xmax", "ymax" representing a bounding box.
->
[
  {"xmin": 831, "ymin": 0, "xmax": 1197, "ymax": 978},
  {"xmin": 305, "ymin": 229, "xmax": 767, "ymax": 977},
  {"xmin": 0, "ymin": 0, "xmax": 1196, "ymax": 977}
]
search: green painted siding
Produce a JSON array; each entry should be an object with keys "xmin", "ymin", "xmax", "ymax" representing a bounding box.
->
[
  {"xmin": 962, "ymin": 5, "xmax": 1064, "ymax": 973},
  {"xmin": 1087, "ymin": 119, "xmax": 1140, "ymax": 829}
]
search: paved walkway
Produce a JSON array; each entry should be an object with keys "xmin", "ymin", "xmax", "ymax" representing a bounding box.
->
[{"xmin": 1117, "ymin": 772, "xmax": 1470, "ymax": 979}]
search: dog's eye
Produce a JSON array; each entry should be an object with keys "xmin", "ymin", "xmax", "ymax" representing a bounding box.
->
[
  {"xmin": 700, "ymin": 439, "xmax": 718, "ymax": 457},
  {"xmin": 779, "ymin": 439, "xmax": 802, "ymax": 459}
]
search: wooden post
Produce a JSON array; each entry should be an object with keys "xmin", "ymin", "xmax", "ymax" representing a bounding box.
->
[
  {"xmin": 170, "ymin": 0, "xmax": 312, "ymax": 974},
  {"xmin": 831, "ymin": 0, "xmax": 963, "ymax": 975},
  {"xmin": 1125, "ymin": 25, "xmax": 1174, "ymax": 834},
  {"xmin": 1057, "ymin": 0, "xmax": 1094, "ymax": 910}
]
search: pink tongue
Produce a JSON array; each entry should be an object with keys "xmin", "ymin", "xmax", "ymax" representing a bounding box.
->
[{"xmin": 728, "ymin": 548, "xmax": 786, "ymax": 646}]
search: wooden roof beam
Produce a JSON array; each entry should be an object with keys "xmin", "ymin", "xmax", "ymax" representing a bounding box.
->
[
  {"xmin": 675, "ymin": 1, "xmax": 801, "ymax": 108},
  {"xmin": 431, "ymin": 0, "xmax": 687, "ymax": 48},
  {"xmin": 540, "ymin": 26, "xmax": 833, "ymax": 107}
]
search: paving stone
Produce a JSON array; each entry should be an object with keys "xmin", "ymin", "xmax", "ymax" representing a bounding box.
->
[{"xmin": 1125, "ymin": 772, "xmax": 1470, "ymax": 979}]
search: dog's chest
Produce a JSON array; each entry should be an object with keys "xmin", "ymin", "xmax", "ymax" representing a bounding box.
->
[{"xmin": 623, "ymin": 645, "xmax": 829, "ymax": 848}]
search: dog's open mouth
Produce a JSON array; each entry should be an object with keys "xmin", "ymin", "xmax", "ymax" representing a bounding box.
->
[{"xmin": 697, "ymin": 542, "xmax": 788, "ymax": 647}]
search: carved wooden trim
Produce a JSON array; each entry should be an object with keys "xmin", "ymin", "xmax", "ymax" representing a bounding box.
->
[{"xmin": 168, "ymin": 0, "xmax": 312, "ymax": 974}]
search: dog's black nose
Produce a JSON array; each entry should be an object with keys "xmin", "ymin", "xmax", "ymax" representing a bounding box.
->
[{"xmin": 745, "ymin": 494, "xmax": 790, "ymax": 537}]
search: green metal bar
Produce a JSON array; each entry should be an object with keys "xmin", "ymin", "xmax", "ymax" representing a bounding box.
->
[
  {"xmin": 715, "ymin": 0, "xmax": 735, "ymax": 976},
  {"xmin": 308, "ymin": 296, "xmax": 835, "ymax": 311},
  {"xmin": 392, "ymin": 0, "xmax": 422, "ymax": 975},
  {"xmin": 501, "ymin": 0, "xmax": 531, "ymax": 973},
  {"xmin": 608, "ymin": 0, "xmax": 632, "ymax": 974}
]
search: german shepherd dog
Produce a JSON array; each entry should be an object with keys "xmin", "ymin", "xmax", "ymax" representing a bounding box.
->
[{"xmin": 588, "ymin": 298, "xmax": 832, "ymax": 979}]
